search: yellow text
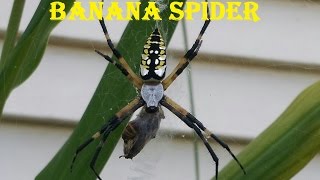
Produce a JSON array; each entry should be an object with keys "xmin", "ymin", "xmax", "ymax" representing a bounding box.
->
[{"xmin": 50, "ymin": 1, "xmax": 260, "ymax": 22}]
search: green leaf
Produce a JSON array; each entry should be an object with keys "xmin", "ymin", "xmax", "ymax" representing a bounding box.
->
[
  {"xmin": 36, "ymin": 0, "xmax": 186, "ymax": 179},
  {"xmin": 0, "ymin": 0, "xmax": 75, "ymax": 115},
  {"xmin": 217, "ymin": 81, "xmax": 320, "ymax": 179},
  {"xmin": 0, "ymin": 0, "xmax": 25, "ymax": 67}
]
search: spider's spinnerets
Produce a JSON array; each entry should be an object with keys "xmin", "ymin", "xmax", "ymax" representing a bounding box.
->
[{"xmin": 140, "ymin": 28, "xmax": 167, "ymax": 81}]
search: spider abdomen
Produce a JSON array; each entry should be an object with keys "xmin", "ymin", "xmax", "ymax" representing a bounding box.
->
[
  {"xmin": 121, "ymin": 107, "xmax": 164, "ymax": 159},
  {"xmin": 140, "ymin": 28, "xmax": 167, "ymax": 81}
]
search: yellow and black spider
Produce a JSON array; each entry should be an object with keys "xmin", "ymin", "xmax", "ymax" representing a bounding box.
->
[{"xmin": 70, "ymin": 1, "xmax": 246, "ymax": 180}]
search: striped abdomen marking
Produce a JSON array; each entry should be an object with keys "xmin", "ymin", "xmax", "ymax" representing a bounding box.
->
[{"xmin": 140, "ymin": 28, "xmax": 167, "ymax": 81}]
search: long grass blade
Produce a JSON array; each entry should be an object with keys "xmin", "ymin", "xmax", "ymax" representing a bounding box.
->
[
  {"xmin": 0, "ymin": 0, "xmax": 75, "ymax": 116},
  {"xmin": 217, "ymin": 81, "xmax": 320, "ymax": 179}
]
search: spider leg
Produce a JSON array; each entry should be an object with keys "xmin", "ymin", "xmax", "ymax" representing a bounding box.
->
[
  {"xmin": 70, "ymin": 116, "xmax": 120, "ymax": 172},
  {"xmin": 186, "ymin": 113, "xmax": 246, "ymax": 174},
  {"xmin": 95, "ymin": 50, "xmax": 132, "ymax": 80},
  {"xmin": 162, "ymin": 2, "xmax": 211, "ymax": 90},
  {"xmin": 160, "ymin": 96, "xmax": 246, "ymax": 176},
  {"xmin": 70, "ymin": 97, "xmax": 145, "ymax": 175},
  {"xmin": 161, "ymin": 96, "xmax": 219, "ymax": 179},
  {"xmin": 98, "ymin": 17, "xmax": 143, "ymax": 89},
  {"xmin": 90, "ymin": 121, "xmax": 121, "ymax": 180},
  {"xmin": 90, "ymin": 143, "xmax": 103, "ymax": 180}
]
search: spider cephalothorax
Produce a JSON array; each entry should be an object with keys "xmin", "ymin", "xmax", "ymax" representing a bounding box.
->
[
  {"xmin": 70, "ymin": 1, "xmax": 246, "ymax": 180},
  {"xmin": 140, "ymin": 28, "xmax": 167, "ymax": 81},
  {"xmin": 141, "ymin": 83, "xmax": 164, "ymax": 113}
]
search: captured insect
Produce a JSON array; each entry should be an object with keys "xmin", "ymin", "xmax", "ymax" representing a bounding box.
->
[{"xmin": 70, "ymin": 0, "xmax": 246, "ymax": 179}]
